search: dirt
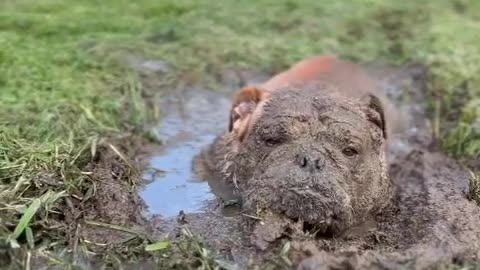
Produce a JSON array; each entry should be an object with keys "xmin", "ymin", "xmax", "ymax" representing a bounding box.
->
[
  {"xmin": 58, "ymin": 61, "xmax": 480, "ymax": 269},
  {"xmin": 62, "ymin": 136, "xmax": 155, "ymax": 264},
  {"xmin": 152, "ymin": 64, "xmax": 480, "ymax": 269}
]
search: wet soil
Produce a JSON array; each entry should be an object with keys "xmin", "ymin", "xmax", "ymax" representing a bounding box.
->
[
  {"xmin": 63, "ymin": 136, "xmax": 151, "ymax": 255},
  {"xmin": 139, "ymin": 63, "xmax": 480, "ymax": 269},
  {"xmin": 63, "ymin": 62, "xmax": 480, "ymax": 269}
]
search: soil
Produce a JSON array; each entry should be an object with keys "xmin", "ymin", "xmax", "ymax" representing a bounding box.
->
[
  {"xmin": 60, "ymin": 135, "xmax": 157, "ymax": 269},
  {"xmin": 60, "ymin": 62, "xmax": 480, "ymax": 269}
]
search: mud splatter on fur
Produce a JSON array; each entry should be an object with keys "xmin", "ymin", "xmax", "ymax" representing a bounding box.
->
[{"xmin": 194, "ymin": 56, "xmax": 396, "ymax": 238}]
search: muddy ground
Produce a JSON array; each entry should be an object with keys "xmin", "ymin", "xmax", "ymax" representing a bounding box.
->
[{"xmin": 64, "ymin": 62, "xmax": 480, "ymax": 270}]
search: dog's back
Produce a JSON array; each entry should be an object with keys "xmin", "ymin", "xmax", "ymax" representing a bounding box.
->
[{"xmin": 261, "ymin": 55, "xmax": 402, "ymax": 139}]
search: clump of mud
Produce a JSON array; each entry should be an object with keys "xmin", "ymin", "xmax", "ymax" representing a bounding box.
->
[{"xmin": 142, "ymin": 64, "xmax": 480, "ymax": 269}]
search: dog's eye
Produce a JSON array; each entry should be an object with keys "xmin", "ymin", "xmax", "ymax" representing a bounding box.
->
[
  {"xmin": 264, "ymin": 138, "xmax": 283, "ymax": 147},
  {"xmin": 342, "ymin": 147, "xmax": 359, "ymax": 157}
]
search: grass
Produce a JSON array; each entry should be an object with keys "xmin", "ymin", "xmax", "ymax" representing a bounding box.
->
[
  {"xmin": 1, "ymin": 0, "xmax": 480, "ymax": 268},
  {"xmin": 468, "ymin": 170, "xmax": 480, "ymax": 205}
]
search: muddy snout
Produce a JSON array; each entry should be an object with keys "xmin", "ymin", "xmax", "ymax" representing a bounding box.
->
[{"xmin": 244, "ymin": 152, "xmax": 354, "ymax": 235}]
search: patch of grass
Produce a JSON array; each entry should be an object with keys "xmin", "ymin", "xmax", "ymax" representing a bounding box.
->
[
  {"xmin": 468, "ymin": 170, "xmax": 480, "ymax": 205},
  {"xmin": 155, "ymin": 227, "xmax": 292, "ymax": 270},
  {"xmin": 2, "ymin": 0, "xmax": 480, "ymax": 268},
  {"xmin": 157, "ymin": 227, "xmax": 234, "ymax": 270},
  {"xmin": 0, "ymin": 0, "xmax": 155, "ymax": 268}
]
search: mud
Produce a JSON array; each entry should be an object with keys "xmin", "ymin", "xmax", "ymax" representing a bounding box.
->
[
  {"xmin": 136, "ymin": 63, "xmax": 480, "ymax": 269},
  {"xmin": 63, "ymin": 135, "xmax": 152, "ymax": 257},
  {"xmin": 62, "ymin": 61, "xmax": 480, "ymax": 269}
]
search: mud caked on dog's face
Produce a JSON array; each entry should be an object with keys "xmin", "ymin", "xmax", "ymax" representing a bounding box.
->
[{"xmin": 224, "ymin": 84, "xmax": 391, "ymax": 235}]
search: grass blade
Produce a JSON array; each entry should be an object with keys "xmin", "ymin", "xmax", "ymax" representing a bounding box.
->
[
  {"xmin": 12, "ymin": 198, "xmax": 41, "ymax": 239},
  {"xmin": 145, "ymin": 241, "xmax": 170, "ymax": 251},
  {"xmin": 108, "ymin": 144, "xmax": 138, "ymax": 174},
  {"xmin": 25, "ymin": 227, "xmax": 34, "ymax": 249},
  {"xmin": 84, "ymin": 220, "xmax": 143, "ymax": 236},
  {"xmin": 91, "ymin": 136, "xmax": 98, "ymax": 158}
]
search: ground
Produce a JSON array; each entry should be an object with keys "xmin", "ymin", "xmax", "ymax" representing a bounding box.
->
[{"xmin": 1, "ymin": 0, "xmax": 480, "ymax": 269}]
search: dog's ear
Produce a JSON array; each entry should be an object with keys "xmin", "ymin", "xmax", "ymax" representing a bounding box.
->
[
  {"xmin": 229, "ymin": 86, "xmax": 271, "ymax": 141},
  {"xmin": 361, "ymin": 93, "xmax": 387, "ymax": 139}
]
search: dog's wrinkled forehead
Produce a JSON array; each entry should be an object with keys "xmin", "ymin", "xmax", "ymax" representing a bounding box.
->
[{"xmin": 256, "ymin": 89, "xmax": 371, "ymax": 132}]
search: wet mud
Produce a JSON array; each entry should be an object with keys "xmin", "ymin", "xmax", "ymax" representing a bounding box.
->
[
  {"xmin": 67, "ymin": 61, "xmax": 480, "ymax": 269},
  {"xmin": 62, "ymin": 135, "xmax": 152, "ymax": 266},
  {"xmin": 138, "ymin": 63, "xmax": 480, "ymax": 269}
]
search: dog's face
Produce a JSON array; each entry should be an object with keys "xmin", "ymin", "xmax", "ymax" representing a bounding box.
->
[{"xmin": 225, "ymin": 84, "xmax": 392, "ymax": 235}]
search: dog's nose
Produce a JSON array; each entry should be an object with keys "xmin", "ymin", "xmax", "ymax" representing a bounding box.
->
[{"xmin": 295, "ymin": 154, "xmax": 324, "ymax": 171}]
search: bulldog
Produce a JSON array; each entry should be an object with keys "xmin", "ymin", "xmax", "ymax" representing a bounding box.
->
[{"xmin": 194, "ymin": 55, "xmax": 399, "ymax": 235}]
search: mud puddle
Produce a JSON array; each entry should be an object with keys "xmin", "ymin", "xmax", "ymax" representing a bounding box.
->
[
  {"xmin": 139, "ymin": 88, "xmax": 232, "ymax": 217},
  {"xmin": 139, "ymin": 70, "xmax": 269, "ymax": 220}
]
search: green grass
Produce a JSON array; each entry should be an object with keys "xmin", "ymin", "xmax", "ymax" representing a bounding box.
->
[
  {"xmin": 1, "ymin": 0, "xmax": 480, "ymax": 268},
  {"xmin": 468, "ymin": 170, "xmax": 480, "ymax": 205}
]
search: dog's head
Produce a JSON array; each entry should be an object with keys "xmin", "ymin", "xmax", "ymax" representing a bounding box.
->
[{"xmin": 224, "ymin": 83, "xmax": 392, "ymax": 235}]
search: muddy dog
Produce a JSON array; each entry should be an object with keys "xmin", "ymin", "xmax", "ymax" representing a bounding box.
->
[{"xmin": 194, "ymin": 55, "xmax": 401, "ymax": 236}]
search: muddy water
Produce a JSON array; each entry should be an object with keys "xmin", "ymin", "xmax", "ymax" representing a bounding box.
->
[{"xmin": 140, "ymin": 88, "xmax": 232, "ymax": 217}]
